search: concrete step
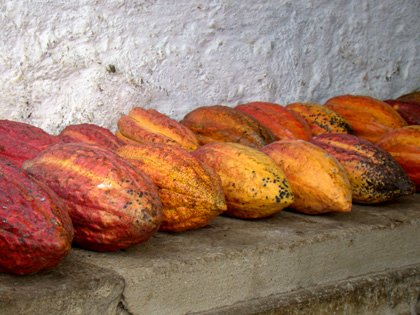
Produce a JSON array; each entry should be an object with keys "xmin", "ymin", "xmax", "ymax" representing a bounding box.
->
[
  {"xmin": 0, "ymin": 257, "xmax": 124, "ymax": 315},
  {"xmin": 196, "ymin": 265, "xmax": 420, "ymax": 315},
  {"xmin": 1, "ymin": 194, "xmax": 419, "ymax": 315}
]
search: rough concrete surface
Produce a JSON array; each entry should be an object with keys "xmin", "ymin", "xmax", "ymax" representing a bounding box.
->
[
  {"xmin": 196, "ymin": 265, "xmax": 420, "ymax": 315},
  {"xmin": 0, "ymin": 255, "xmax": 124, "ymax": 315},
  {"xmin": 70, "ymin": 194, "xmax": 420, "ymax": 315},
  {"xmin": 0, "ymin": 1, "xmax": 419, "ymax": 133}
]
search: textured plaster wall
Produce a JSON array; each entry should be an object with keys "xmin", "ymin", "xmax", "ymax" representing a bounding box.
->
[{"xmin": 0, "ymin": 0, "xmax": 419, "ymax": 133}]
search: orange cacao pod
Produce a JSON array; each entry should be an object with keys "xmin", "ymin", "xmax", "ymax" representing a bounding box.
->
[
  {"xmin": 262, "ymin": 140, "xmax": 352, "ymax": 214},
  {"xmin": 287, "ymin": 103, "xmax": 352, "ymax": 136},
  {"xmin": 181, "ymin": 105, "xmax": 275, "ymax": 148},
  {"xmin": 23, "ymin": 143, "xmax": 162, "ymax": 252},
  {"xmin": 235, "ymin": 102, "xmax": 311, "ymax": 140},
  {"xmin": 0, "ymin": 120, "xmax": 59, "ymax": 167},
  {"xmin": 376, "ymin": 126, "xmax": 420, "ymax": 191},
  {"xmin": 311, "ymin": 133, "xmax": 415, "ymax": 203},
  {"xmin": 193, "ymin": 142, "xmax": 294, "ymax": 219},
  {"xmin": 325, "ymin": 95, "xmax": 407, "ymax": 143},
  {"xmin": 117, "ymin": 107, "xmax": 199, "ymax": 151},
  {"xmin": 0, "ymin": 159, "xmax": 73, "ymax": 275},
  {"xmin": 117, "ymin": 143, "xmax": 227, "ymax": 232}
]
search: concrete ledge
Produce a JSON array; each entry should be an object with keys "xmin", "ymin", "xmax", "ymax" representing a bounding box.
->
[
  {"xmin": 0, "ymin": 257, "xmax": 124, "ymax": 315},
  {"xmin": 1, "ymin": 194, "xmax": 419, "ymax": 314},
  {"xmin": 72, "ymin": 194, "xmax": 420, "ymax": 314},
  {"xmin": 196, "ymin": 265, "xmax": 420, "ymax": 315}
]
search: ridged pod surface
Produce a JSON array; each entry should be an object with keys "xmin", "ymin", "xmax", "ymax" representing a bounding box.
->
[
  {"xmin": 60, "ymin": 123, "xmax": 123, "ymax": 151},
  {"xmin": 117, "ymin": 107, "xmax": 199, "ymax": 151},
  {"xmin": 0, "ymin": 120, "xmax": 59, "ymax": 167},
  {"xmin": 325, "ymin": 95, "xmax": 407, "ymax": 143},
  {"xmin": 287, "ymin": 103, "xmax": 352, "ymax": 136},
  {"xmin": 117, "ymin": 144, "xmax": 227, "ymax": 231},
  {"xmin": 23, "ymin": 143, "xmax": 162, "ymax": 252},
  {"xmin": 262, "ymin": 140, "xmax": 352, "ymax": 214},
  {"xmin": 311, "ymin": 134, "xmax": 415, "ymax": 203},
  {"xmin": 384, "ymin": 100, "xmax": 420, "ymax": 126},
  {"xmin": 181, "ymin": 105, "xmax": 275, "ymax": 148},
  {"xmin": 376, "ymin": 126, "xmax": 420, "ymax": 191},
  {"xmin": 235, "ymin": 102, "xmax": 311, "ymax": 140},
  {"xmin": 193, "ymin": 142, "xmax": 293, "ymax": 219},
  {"xmin": 0, "ymin": 159, "xmax": 73, "ymax": 275}
]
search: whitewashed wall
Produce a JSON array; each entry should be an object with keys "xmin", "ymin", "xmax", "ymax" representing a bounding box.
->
[{"xmin": 0, "ymin": 0, "xmax": 419, "ymax": 133}]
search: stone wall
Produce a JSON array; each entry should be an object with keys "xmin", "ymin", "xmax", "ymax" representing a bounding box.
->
[{"xmin": 0, "ymin": 0, "xmax": 419, "ymax": 133}]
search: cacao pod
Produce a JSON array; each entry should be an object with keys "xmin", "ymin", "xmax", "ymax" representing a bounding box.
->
[
  {"xmin": 325, "ymin": 95, "xmax": 407, "ymax": 143},
  {"xmin": 192, "ymin": 142, "xmax": 294, "ymax": 219},
  {"xmin": 60, "ymin": 123, "xmax": 123, "ymax": 151},
  {"xmin": 235, "ymin": 102, "xmax": 311, "ymax": 141},
  {"xmin": 0, "ymin": 158, "xmax": 73, "ymax": 275},
  {"xmin": 383, "ymin": 100, "xmax": 420, "ymax": 125},
  {"xmin": 311, "ymin": 133, "xmax": 415, "ymax": 203},
  {"xmin": 0, "ymin": 120, "xmax": 59, "ymax": 167},
  {"xmin": 117, "ymin": 107, "xmax": 199, "ymax": 151},
  {"xmin": 23, "ymin": 143, "xmax": 163, "ymax": 252},
  {"xmin": 286, "ymin": 103, "xmax": 352, "ymax": 136},
  {"xmin": 262, "ymin": 140, "xmax": 352, "ymax": 214},
  {"xmin": 181, "ymin": 105, "xmax": 275, "ymax": 148},
  {"xmin": 397, "ymin": 91, "xmax": 420, "ymax": 104},
  {"xmin": 376, "ymin": 126, "xmax": 420, "ymax": 191},
  {"xmin": 117, "ymin": 143, "xmax": 227, "ymax": 232}
]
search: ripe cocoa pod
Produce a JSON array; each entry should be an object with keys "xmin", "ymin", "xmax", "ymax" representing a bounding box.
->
[
  {"xmin": 60, "ymin": 123, "xmax": 123, "ymax": 150},
  {"xmin": 262, "ymin": 140, "xmax": 352, "ymax": 214},
  {"xmin": 325, "ymin": 95, "xmax": 407, "ymax": 143},
  {"xmin": 311, "ymin": 134, "xmax": 415, "ymax": 203},
  {"xmin": 117, "ymin": 107, "xmax": 199, "ymax": 151},
  {"xmin": 383, "ymin": 100, "xmax": 420, "ymax": 125},
  {"xmin": 235, "ymin": 102, "xmax": 311, "ymax": 141},
  {"xmin": 23, "ymin": 143, "xmax": 163, "ymax": 252},
  {"xmin": 376, "ymin": 126, "xmax": 420, "ymax": 191},
  {"xmin": 397, "ymin": 91, "xmax": 420, "ymax": 104},
  {"xmin": 0, "ymin": 120, "xmax": 59, "ymax": 167},
  {"xmin": 181, "ymin": 105, "xmax": 275, "ymax": 148},
  {"xmin": 117, "ymin": 143, "xmax": 227, "ymax": 232},
  {"xmin": 0, "ymin": 158, "xmax": 73, "ymax": 275},
  {"xmin": 192, "ymin": 142, "xmax": 294, "ymax": 219},
  {"xmin": 287, "ymin": 103, "xmax": 352, "ymax": 136}
]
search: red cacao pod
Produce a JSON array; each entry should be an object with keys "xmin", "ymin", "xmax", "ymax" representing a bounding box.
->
[
  {"xmin": 23, "ymin": 143, "xmax": 163, "ymax": 252},
  {"xmin": 60, "ymin": 123, "xmax": 123, "ymax": 151},
  {"xmin": 0, "ymin": 158, "xmax": 73, "ymax": 275},
  {"xmin": 0, "ymin": 120, "xmax": 59, "ymax": 167},
  {"xmin": 376, "ymin": 126, "xmax": 420, "ymax": 191},
  {"xmin": 384, "ymin": 100, "xmax": 420, "ymax": 126},
  {"xmin": 325, "ymin": 95, "xmax": 407, "ymax": 143},
  {"xmin": 235, "ymin": 102, "xmax": 311, "ymax": 141},
  {"xmin": 397, "ymin": 91, "xmax": 420, "ymax": 104}
]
